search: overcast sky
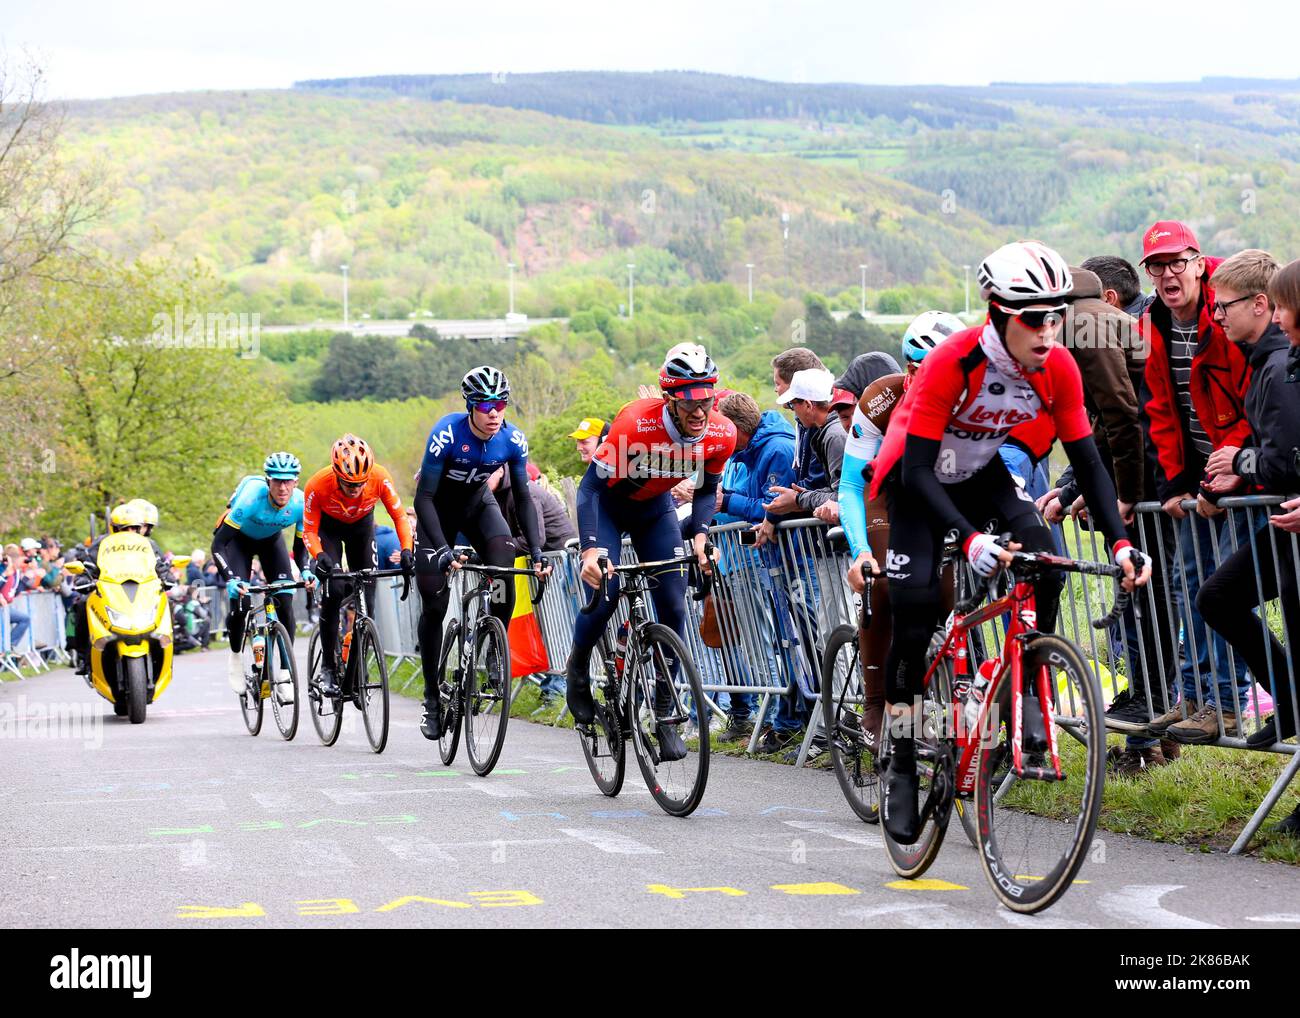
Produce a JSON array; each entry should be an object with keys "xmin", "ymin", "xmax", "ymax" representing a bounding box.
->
[{"xmin": 7, "ymin": 0, "xmax": 1300, "ymax": 100}]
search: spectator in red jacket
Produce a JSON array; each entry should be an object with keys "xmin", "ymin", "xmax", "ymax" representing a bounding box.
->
[{"xmin": 1136, "ymin": 221, "xmax": 1253, "ymax": 745}]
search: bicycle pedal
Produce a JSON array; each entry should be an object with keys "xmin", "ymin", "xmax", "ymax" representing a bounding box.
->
[{"xmin": 1014, "ymin": 762, "xmax": 1063, "ymax": 782}]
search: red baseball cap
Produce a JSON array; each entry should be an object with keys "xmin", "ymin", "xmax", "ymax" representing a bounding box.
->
[
  {"xmin": 1142, "ymin": 221, "xmax": 1200, "ymax": 264},
  {"xmin": 830, "ymin": 388, "xmax": 856, "ymax": 408}
]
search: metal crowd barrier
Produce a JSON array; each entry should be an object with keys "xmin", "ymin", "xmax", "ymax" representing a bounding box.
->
[
  {"xmin": 323, "ymin": 495, "xmax": 1300, "ymax": 853},
  {"xmin": 1, "ymin": 591, "xmax": 68, "ymax": 675}
]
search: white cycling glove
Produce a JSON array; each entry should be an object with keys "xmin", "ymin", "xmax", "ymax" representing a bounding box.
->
[{"xmin": 964, "ymin": 533, "xmax": 1003, "ymax": 578}]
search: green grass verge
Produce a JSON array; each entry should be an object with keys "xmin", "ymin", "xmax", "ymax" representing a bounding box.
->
[{"xmin": 1006, "ymin": 734, "xmax": 1300, "ymax": 864}]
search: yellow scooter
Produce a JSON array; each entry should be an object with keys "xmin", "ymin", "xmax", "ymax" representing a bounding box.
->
[{"xmin": 65, "ymin": 533, "xmax": 174, "ymax": 723}]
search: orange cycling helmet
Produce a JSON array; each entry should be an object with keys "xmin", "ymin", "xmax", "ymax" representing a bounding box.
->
[{"xmin": 331, "ymin": 433, "xmax": 373, "ymax": 484}]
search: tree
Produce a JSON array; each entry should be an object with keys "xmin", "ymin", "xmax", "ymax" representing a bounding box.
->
[{"xmin": 29, "ymin": 258, "xmax": 274, "ymax": 542}]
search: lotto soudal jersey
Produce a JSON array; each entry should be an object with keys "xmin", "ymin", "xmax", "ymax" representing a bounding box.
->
[
  {"xmin": 869, "ymin": 323, "xmax": 1091, "ymax": 500},
  {"xmin": 417, "ymin": 413, "xmax": 530, "ymax": 498},
  {"xmin": 592, "ymin": 398, "xmax": 736, "ymax": 500},
  {"xmin": 220, "ymin": 477, "xmax": 305, "ymax": 541}
]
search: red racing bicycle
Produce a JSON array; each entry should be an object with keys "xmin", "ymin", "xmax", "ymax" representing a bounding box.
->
[{"xmin": 879, "ymin": 539, "xmax": 1137, "ymax": 913}]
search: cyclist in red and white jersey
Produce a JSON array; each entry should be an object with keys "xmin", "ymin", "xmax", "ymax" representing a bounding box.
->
[{"xmin": 872, "ymin": 241, "xmax": 1150, "ymax": 844}]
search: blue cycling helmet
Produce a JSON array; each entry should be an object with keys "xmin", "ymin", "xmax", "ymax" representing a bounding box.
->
[
  {"xmin": 263, "ymin": 451, "xmax": 301, "ymax": 480},
  {"xmin": 901, "ymin": 310, "xmax": 964, "ymax": 364}
]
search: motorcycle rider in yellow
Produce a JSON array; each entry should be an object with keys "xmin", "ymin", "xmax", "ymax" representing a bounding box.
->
[{"xmin": 71, "ymin": 503, "xmax": 173, "ymax": 675}]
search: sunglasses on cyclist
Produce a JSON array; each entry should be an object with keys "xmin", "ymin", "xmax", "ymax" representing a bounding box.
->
[
  {"xmin": 991, "ymin": 302, "xmax": 1068, "ymax": 329},
  {"xmin": 472, "ymin": 400, "xmax": 508, "ymax": 414},
  {"xmin": 337, "ymin": 478, "xmax": 365, "ymax": 494}
]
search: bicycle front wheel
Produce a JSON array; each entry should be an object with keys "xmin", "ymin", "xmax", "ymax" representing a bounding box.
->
[
  {"xmin": 578, "ymin": 634, "xmax": 625, "ymax": 797},
  {"xmin": 355, "ymin": 618, "xmax": 390, "ymax": 754},
  {"xmin": 307, "ymin": 626, "xmax": 343, "ymax": 747},
  {"xmin": 974, "ymin": 634, "xmax": 1105, "ymax": 914},
  {"xmin": 820, "ymin": 624, "xmax": 879, "ymax": 824},
  {"xmin": 628, "ymin": 624, "xmax": 708, "ymax": 817},
  {"xmin": 267, "ymin": 621, "xmax": 300, "ymax": 741},
  {"xmin": 464, "ymin": 615, "xmax": 511, "ymax": 776}
]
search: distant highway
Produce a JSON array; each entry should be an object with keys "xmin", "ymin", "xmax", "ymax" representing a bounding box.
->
[{"xmin": 261, "ymin": 317, "xmax": 566, "ymax": 340}]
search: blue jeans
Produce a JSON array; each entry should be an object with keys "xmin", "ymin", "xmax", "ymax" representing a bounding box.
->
[
  {"xmin": 1175, "ymin": 511, "xmax": 1252, "ymax": 711},
  {"xmin": 538, "ymin": 672, "xmax": 566, "ymax": 698},
  {"xmin": 6, "ymin": 601, "xmax": 31, "ymax": 650}
]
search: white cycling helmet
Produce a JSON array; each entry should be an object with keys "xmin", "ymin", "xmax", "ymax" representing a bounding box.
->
[
  {"xmin": 977, "ymin": 241, "xmax": 1073, "ymax": 304},
  {"xmin": 901, "ymin": 310, "xmax": 965, "ymax": 363}
]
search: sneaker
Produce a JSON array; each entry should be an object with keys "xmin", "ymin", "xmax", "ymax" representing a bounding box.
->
[
  {"xmin": 1167, "ymin": 706, "xmax": 1238, "ymax": 745},
  {"xmin": 722, "ymin": 717, "xmax": 753, "ymax": 742},
  {"xmin": 1274, "ymin": 806, "xmax": 1300, "ymax": 838},
  {"xmin": 227, "ymin": 653, "xmax": 245, "ymax": 694},
  {"xmin": 657, "ymin": 723, "xmax": 688, "ymax": 762},
  {"xmin": 1103, "ymin": 689, "xmax": 1153, "ymax": 734},
  {"xmin": 882, "ymin": 755, "xmax": 921, "ymax": 844},
  {"xmin": 1106, "ymin": 743, "xmax": 1172, "ymax": 777},
  {"xmin": 419, "ymin": 703, "xmax": 443, "ymax": 741},
  {"xmin": 318, "ymin": 667, "xmax": 340, "ymax": 699},
  {"xmin": 1147, "ymin": 704, "xmax": 1189, "ymax": 736},
  {"xmin": 797, "ymin": 732, "xmax": 829, "ymax": 762}
]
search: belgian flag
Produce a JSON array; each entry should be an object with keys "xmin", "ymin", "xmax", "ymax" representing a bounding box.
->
[{"xmin": 507, "ymin": 556, "xmax": 548, "ymax": 678}]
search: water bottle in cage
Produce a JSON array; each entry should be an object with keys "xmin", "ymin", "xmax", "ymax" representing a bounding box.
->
[
  {"xmin": 251, "ymin": 633, "xmax": 265, "ymax": 668},
  {"xmin": 614, "ymin": 621, "xmax": 629, "ymax": 678},
  {"xmin": 962, "ymin": 658, "xmax": 997, "ymax": 738}
]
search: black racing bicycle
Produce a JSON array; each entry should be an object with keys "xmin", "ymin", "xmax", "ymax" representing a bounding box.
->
[
  {"xmin": 576, "ymin": 549, "xmax": 712, "ymax": 817},
  {"xmin": 436, "ymin": 552, "xmax": 547, "ymax": 776},
  {"xmin": 237, "ymin": 579, "xmax": 306, "ymax": 740},
  {"xmin": 307, "ymin": 566, "xmax": 409, "ymax": 753}
]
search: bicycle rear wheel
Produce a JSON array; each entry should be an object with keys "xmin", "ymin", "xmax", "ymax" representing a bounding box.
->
[
  {"xmin": 267, "ymin": 622, "xmax": 299, "ymax": 741},
  {"xmin": 880, "ymin": 638, "xmax": 955, "ymax": 879},
  {"xmin": 820, "ymin": 624, "xmax": 879, "ymax": 824},
  {"xmin": 629, "ymin": 624, "xmax": 708, "ymax": 817},
  {"xmin": 239, "ymin": 632, "xmax": 263, "ymax": 736},
  {"xmin": 974, "ymin": 634, "xmax": 1105, "ymax": 914},
  {"xmin": 307, "ymin": 627, "xmax": 343, "ymax": 747},
  {"xmin": 465, "ymin": 615, "xmax": 511, "ymax": 776},
  {"xmin": 355, "ymin": 618, "xmax": 390, "ymax": 754},
  {"xmin": 578, "ymin": 634, "xmax": 625, "ymax": 797},
  {"xmin": 436, "ymin": 619, "xmax": 463, "ymax": 765}
]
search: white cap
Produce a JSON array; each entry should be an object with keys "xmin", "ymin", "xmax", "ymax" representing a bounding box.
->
[
  {"xmin": 20, "ymin": 538, "xmax": 40, "ymax": 551},
  {"xmin": 191, "ymin": 549, "xmax": 206, "ymax": 564},
  {"xmin": 777, "ymin": 368, "xmax": 835, "ymax": 405}
]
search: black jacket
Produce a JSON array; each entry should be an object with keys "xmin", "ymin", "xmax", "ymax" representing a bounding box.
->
[
  {"xmin": 1231, "ymin": 324, "xmax": 1300, "ymax": 494},
  {"xmin": 836, "ymin": 351, "xmax": 901, "ymax": 399}
]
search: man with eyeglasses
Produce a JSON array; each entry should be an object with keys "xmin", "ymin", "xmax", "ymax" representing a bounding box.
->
[
  {"xmin": 1136, "ymin": 220, "xmax": 1253, "ymax": 746},
  {"xmin": 412, "ymin": 366, "xmax": 549, "ymax": 741},
  {"xmin": 303, "ymin": 434, "xmax": 414, "ymax": 698}
]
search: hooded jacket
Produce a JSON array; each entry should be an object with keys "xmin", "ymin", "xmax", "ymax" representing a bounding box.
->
[
  {"xmin": 1139, "ymin": 256, "xmax": 1252, "ymax": 501},
  {"xmin": 1230, "ymin": 323, "xmax": 1300, "ymax": 494},
  {"xmin": 836, "ymin": 351, "xmax": 902, "ymax": 398},
  {"xmin": 721, "ymin": 411, "xmax": 796, "ymax": 524}
]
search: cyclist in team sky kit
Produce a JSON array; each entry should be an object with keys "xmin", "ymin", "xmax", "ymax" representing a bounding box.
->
[
  {"xmin": 837, "ymin": 309, "xmax": 966, "ymax": 754},
  {"xmin": 565, "ymin": 343, "xmax": 736, "ymax": 762},
  {"xmin": 867, "ymin": 241, "xmax": 1151, "ymax": 845},
  {"xmin": 211, "ymin": 452, "xmax": 314, "ymax": 697},
  {"xmin": 412, "ymin": 366, "xmax": 550, "ymax": 741},
  {"xmin": 303, "ymin": 434, "xmax": 415, "ymax": 698}
]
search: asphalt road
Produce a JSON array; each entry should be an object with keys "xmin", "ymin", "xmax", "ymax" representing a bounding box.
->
[{"xmin": 3, "ymin": 649, "xmax": 1298, "ymax": 929}]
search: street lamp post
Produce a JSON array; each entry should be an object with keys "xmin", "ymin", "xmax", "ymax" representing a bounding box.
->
[
  {"xmin": 627, "ymin": 263, "xmax": 636, "ymax": 320},
  {"xmin": 962, "ymin": 264, "xmax": 971, "ymax": 317},
  {"xmin": 859, "ymin": 263, "xmax": 867, "ymax": 316},
  {"xmin": 507, "ymin": 262, "xmax": 515, "ymax": 316},
  {"xmin": 746, "ymin": 263, "xmax": 754, "ymax": 303},
  {"xmin": 340, "ymin": 264, "xmax": 349, "ymax": 326}
]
